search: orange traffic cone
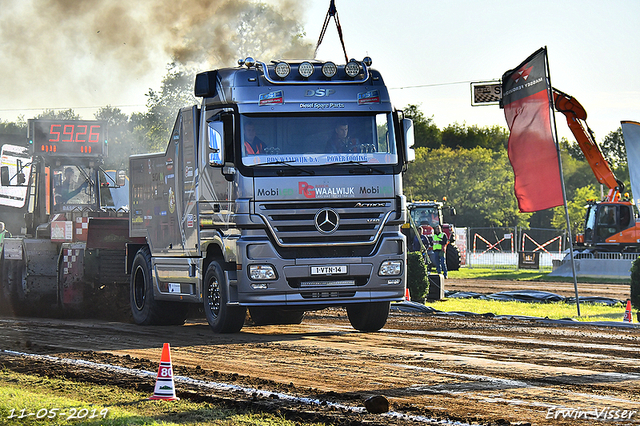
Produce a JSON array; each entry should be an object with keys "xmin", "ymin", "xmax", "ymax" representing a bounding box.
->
[
  {"xmin": 623, "ymin": 300, "xmax": 633, "ymax": 323},
  {"xmin": 405, "ymin": 287, "xmax": 411, "ymax": 302},
  {"xmin": 149, "ymin": 343, "xmax": 179, "ymax": 401}
]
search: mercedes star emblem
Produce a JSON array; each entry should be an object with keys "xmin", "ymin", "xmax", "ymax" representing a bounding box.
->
[{"xmin": 314, "ymin": 208, "xmax": 339, "ymax": 234}]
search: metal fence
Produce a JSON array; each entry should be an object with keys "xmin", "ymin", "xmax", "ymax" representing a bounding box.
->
[{"xmin": 459, "ymin": 227, "xmax": 568, "ymax": 270}]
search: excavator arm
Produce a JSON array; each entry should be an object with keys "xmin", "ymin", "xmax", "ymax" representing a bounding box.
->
[{"xmin": 553, "ymin": 88, "xmax": 623, "ymax": 202}]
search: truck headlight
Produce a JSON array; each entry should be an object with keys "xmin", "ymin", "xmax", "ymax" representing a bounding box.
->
[
  {"xmin": 249, "ymin": 264, "xmax": 277, "ymax": 280},
  {"xmin": 379, "ymin": 260, "xmax": 402, "ymax": 276}
]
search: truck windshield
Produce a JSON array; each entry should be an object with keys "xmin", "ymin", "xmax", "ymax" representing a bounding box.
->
[
  {"xmin": 411, "ymin": 207, "xmax": 441, "ymax": 228},
  {"xmin": 240, "ymin": 113, "xmax": 397, "ymax": 166}
]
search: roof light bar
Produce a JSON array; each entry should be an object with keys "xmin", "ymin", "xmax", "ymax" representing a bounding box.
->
[{"xmin": 257, "ymin": 60, "xmax": 370, "ymax": 85}]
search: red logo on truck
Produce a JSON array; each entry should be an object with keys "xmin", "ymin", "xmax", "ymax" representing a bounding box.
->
[{"xmin": 298, "ymin": 182, "xmax": 315, "ymax": 198}]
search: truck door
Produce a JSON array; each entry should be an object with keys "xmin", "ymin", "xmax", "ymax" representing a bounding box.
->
[{"xmin": 180, "ymin": 107, "xmax": 199, "ymax": 256}]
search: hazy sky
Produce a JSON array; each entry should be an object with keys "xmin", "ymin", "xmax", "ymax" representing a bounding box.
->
[{"xmin": 1, "ymin": 0, "xmax": 638, "ymax": 143}]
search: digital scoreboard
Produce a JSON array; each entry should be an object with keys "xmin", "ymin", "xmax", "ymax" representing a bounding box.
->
[{"xmin": 28, "ymin": 119, "xmax": 107, "ymax": 156}]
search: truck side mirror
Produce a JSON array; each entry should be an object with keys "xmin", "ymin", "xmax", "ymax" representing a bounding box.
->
[
  {"xmin": 1, "ymin": 166, "xmax": 9, "ymax": 186},
  {"xmin": 116, "ymin": 170, "xmax": 126, "ymax": 187},
  {"xmin": 402, "ymin": 118, "xmax": 415, "ymax": 163},
  {"xmin": 207, "ymin": 121, "xmax": 225, "ymax": 166}
]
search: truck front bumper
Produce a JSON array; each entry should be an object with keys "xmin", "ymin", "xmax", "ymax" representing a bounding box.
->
[{"xmin": 235, "ymin": 234, "xmax": 406, "ymax": 306}]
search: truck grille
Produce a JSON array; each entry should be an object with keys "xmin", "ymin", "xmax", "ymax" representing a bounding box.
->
[{"xmin": 256, "ymin": 200, "xmax": 394, "ymax": 248}]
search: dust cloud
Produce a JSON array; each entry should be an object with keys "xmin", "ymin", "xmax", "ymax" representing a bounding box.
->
[{"xmin": 0, "ymin": 0, "xmax": 314, "ymax": 118}]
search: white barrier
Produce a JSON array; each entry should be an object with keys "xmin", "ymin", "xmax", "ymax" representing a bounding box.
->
[
  {"xmin": 466, "ymin": 252, "xmax": 564, "ymax": 270},
  {"xmin": 549, "ymin": 257, "xmax": 634, "ymax": 279},
  {"xmin": 464, "ymin": 250, "xmax": 635, "ymax": 279}
]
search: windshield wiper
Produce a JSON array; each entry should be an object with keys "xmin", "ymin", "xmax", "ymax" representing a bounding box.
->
[
  {"xmin": 321, "ymin": 160, "xmax": 385, "ymax": 174},
  {"xmin": 253, "ymin": 160, "xmax": 315, "ymax": 176}
]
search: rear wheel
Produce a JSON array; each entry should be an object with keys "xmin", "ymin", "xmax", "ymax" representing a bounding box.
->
[
  {"xmin": 249, "ymin": 307, "xmax": 305, "ymax": 326},
  {"xmin": 346, "ymin": 301, "xmax": 390, "ymax": 332},
  {"xmin": 130, "ymin": 247, "xmax": 188, "ymax": 326},
  {"xmin": 203, "ymin": 261, "xmax": 246, "ymax": 333}
]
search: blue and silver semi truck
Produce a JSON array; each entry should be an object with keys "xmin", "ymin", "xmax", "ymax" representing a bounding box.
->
[{"xmin": 127, "ymin": 57, "xmax": 415, "ymax": 333}]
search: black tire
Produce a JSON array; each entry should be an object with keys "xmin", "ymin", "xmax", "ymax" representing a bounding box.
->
[
  {"xmin": 446, "ymin": 244, "xmax": 461, "ymax": 271},
  {"xmin": 346, "ymin": 301, "xmax": 390, "ymax": 332},
  {"xmin": 2, "ymin": 258, "xmax": 26, "ymax": 314},
  {"xmin": 203, "ymin": 261, "xmax": 246, "ymax": 333},
  {"xmin": 130, "ymin": 247, "xmax": 188, "ymax": 326},
  {"xmin": 249, "ymin": 307, "xmax": 305, "ymax": 326}
]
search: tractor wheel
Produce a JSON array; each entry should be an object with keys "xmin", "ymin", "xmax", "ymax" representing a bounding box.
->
[{"xmin": 2, "ymin": 257, "xmax": 27, "ymax": 314}]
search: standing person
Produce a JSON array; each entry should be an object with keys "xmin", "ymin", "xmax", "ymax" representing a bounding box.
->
[{"xmin": 432, "ymin": 225, "xmax": 448, "ymax": 278}]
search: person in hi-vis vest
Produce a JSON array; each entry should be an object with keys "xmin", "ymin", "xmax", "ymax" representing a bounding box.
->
[{"xmin": 432, "ymin": 225, "xmax": 448, "ymax": 278}]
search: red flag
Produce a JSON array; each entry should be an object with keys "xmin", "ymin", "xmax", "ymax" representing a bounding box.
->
[{"xmin": 502, "ymin": 48, "xmax": 563, "ymax": 212}]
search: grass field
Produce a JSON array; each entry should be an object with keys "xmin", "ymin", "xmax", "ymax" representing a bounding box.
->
[
  {"xmin": 0, "ymin": 370, "xmax": 325, "ymax": 426},
  {"xmin": 424, "ymin": 298, "xmax": 628, "ymax": 322}
]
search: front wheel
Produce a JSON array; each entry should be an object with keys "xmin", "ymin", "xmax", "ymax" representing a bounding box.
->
[
  {"xmin": 203, "ymin": 261, "xmax": 246, "ymax": 333},
  {"xmin": 346, "ymin": 301, "xmax": 390, "ymax": 332}
]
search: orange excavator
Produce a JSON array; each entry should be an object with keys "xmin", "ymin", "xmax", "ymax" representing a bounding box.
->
[{"xmin": 554, "ymin": 88, "xmax": 638, "ymax": 252}]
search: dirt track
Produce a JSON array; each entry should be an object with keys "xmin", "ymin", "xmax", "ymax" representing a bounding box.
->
[{"xmin": 1, "ymin": 278, "xmax": 640, "ymax": 426}]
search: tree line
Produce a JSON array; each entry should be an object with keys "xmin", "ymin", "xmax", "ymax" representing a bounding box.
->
[
  {"xmin": 403, "ymin": 104, "xmax": 629, "ymax": 234},
  {"xmin": 0, "ymin": 67, "xmax": 628, "ymax": 235}
]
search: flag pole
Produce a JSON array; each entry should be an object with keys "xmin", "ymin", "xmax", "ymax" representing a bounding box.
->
[{"xmin": 544, "ymin": 47, "xmax": 581, "ymax": 316}]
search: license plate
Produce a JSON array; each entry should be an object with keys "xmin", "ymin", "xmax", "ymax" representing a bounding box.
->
[{"xmin": 311, "ymin": 265, "xmax": 347, "ymax": 275}]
